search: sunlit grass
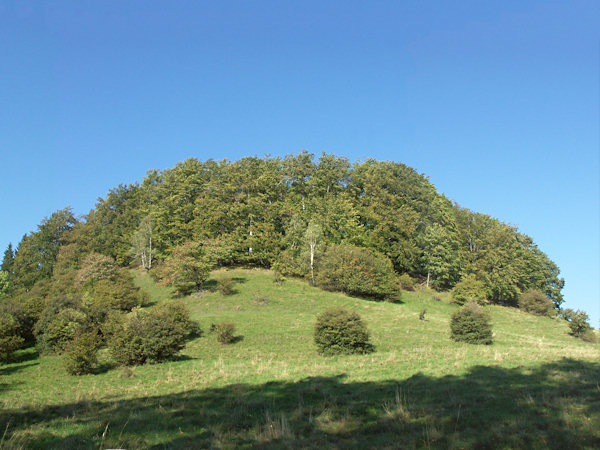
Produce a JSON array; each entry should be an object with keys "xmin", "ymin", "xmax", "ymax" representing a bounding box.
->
[{"xmin": 1, "ymin": 268, "xmax": 598, "ymax": 448}]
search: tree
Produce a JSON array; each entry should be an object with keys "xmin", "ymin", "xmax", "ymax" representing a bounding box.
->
[
  {"xmin": 130, "ymin": 216, "xmax": 154, "ymax": 270},
  {"xmin": 157, "ymin": 241, "xmax": 213, "ymax": 295},
  {"xmin": 0, "ymin": 271, "xmax": 10, "ymax": 299},
  {"xmin": 421, "ymin": 223, "xmax": 460, "ymax": 289},
  {"xmin": 451, "ymin": 274, "xmax": 487, "ymax": 305},
  {"xmin": 11, "ymin": 208, "xmax": 77, "ymax": 290},
  {"xmin": 1, "ymin": 243, "xmax": 14, "ymax": 274},
  {"xmin": 304, "ymin": 221, "xmax": 323, "ymax": 285},
  {"xmin": 316, "ymin": 244, "xmax": 399, "ymax": 300}
]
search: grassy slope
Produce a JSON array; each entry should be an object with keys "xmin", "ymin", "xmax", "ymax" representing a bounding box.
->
[{"xmin": 1, "ymin": 268, "xmax": 598, "ymax": 448}]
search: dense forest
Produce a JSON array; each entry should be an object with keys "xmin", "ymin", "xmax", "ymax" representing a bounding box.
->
[
  {"xmin": 4, "ymin": 152, "xmax": 599, "ymax": 382},
  {"xmin": 1, "ymin": 152, "xmax": 565, "ymax": 306}
]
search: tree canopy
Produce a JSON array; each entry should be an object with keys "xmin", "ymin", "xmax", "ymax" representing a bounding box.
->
[{"xmin": 5, "ymin": 153, "xmax": 564, "ymax": 309}]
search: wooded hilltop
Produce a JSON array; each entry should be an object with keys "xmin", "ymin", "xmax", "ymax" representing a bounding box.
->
[{"xmin": 2, "ymin": 152, "xmax": 564, "ymax": 307}]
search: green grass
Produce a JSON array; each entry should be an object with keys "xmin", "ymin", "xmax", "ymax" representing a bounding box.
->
[{"xmin": 1, "ymin": 268, "xmax": 599, "ymax": 448}]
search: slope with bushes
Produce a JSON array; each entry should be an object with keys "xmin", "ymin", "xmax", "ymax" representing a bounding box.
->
[{"xmin": 0, "ymin": 269, "xmax": 597, "ymax": 448}]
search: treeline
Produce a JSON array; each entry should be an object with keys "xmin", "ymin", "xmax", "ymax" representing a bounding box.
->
[{"xmin": 2, "ymin": 152, "xmax": 564, "ymax": 307}]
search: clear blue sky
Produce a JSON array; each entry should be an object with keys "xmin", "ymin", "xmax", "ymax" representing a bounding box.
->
[{"xmin": 1, "ymin": 1, "xmax": 598, "ymax": 326}]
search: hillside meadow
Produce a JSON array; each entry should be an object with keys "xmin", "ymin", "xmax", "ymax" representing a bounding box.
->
[{"xmin": 1, "ymin": 268, "xmax": 598, "ymax": 448}]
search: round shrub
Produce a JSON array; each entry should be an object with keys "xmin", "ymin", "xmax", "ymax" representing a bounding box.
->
[
  {"xmin": 0, "ymin": 299, "xmax": 35, "ymax": 346},
  {"xmin": 565, "ymin": 309, "xmax": 592, "ymax": 338},
  {"xmin": 580, "ymin": 329, "xmax": 597, "ymax": 344},
  {"xmin": 34, "ymin": 297, "xmax": 90, "ymax": 354},
  {"xmin": 74, "ymin": 252, "xmax": 118, "ymax": 289},
  {"xmin": 518, "ymin": 289, "xmax": 555, "ymax": 317},
  {"xmin": 0, "ymin": 312, "xmax": 24, "ymax": 362},
  {"xmin": 451, "ymin": 275, "xmax": 487, "ymax": 305},
  {"xmin": 153, "ymin": 301, "xmax": 201, "ymax": 339},
  {"xmin": 105, "ymin": 304, "xmax": 194, "ymax": 366},
  {"xmin": 314, "ymin": 308, "xmax": 375, "ymax": 356},
  {"xmin": 88, "ymin": 269, "xmax": 148, "ymax": 311},
  {"xmin": 63, "ymin": 331, "xmax": 102, "ymax": 375},
  {"xmin": 315, "ymin": 244, "xmax": 399, "ymax": 300},
  {"xmin": 450, "ymin": 302, "xmax": 493, "ymax": 345},
  {"xmin": 215, "ymin": 322, "xmax": 236, "ymax": 344}
]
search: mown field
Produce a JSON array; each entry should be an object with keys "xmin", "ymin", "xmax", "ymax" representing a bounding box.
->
[{"xmin": 1, "ymin": 268, "xmax": 599, "ymax": 448}]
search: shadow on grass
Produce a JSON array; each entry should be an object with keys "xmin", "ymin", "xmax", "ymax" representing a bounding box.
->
[
  {"xmin": 0, "ymin": 361, "xmax": 38, "ymax": 377},
  {"xmin": 1, "ymin": 358, "xmax": 598, "ymax": 448}
]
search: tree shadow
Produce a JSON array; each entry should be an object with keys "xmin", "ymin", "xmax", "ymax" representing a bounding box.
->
[
  {"xmin": 1, "ymin": 358, "xmax": 598, "ymax": 448},
  {"xmin": 0, "ymin": 361, "xmax": 39, "ymax": 377},
  {"xmin": 1, "ymin": 347, "xmax": 39, "ymax": 365}
]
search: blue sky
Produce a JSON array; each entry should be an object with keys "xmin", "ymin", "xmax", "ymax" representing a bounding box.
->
[{"xmin": 1, "ymin": 1, "xmax": 598, "ymax": 326}]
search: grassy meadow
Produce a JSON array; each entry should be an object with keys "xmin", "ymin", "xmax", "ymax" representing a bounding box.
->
[{"xmin": 1, "ymin": 268, "xmax": 599, "ymax": 448}]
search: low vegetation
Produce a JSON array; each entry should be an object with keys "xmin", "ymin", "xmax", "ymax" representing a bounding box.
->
[
  {"xmin": 450, "ymin": 302, "xmax": 493, "ymax": 345},
  {"xmin": 0, "ymin": 269, "xmax": 597, "ymax": 448},
  {"xmin": 314, "ymin": 307, "xmax": 375, "ymax": 355}
]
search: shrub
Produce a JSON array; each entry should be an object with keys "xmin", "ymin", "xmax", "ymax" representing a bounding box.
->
[
  {"xmin": 450, "ymin": 302, "xmax": 493, "ymax": 345},
  {"xmin": 580, "ymin": 329, "xmax": 597, "ymax": 344},
  {"xmin": 398, "ymin": 273, "xmax": 415, "ymax": 291},
  {"xmin": 314, "ymin": 308, "xmax": 375, "ymax": 356},
  {"xmin": 216, "ymin": 322, "xmax": 236, "ymax": 344},
  {"xmin": 63, "ymin": 331, "xmax": 101, "ymax": 375},
  {"xmin": 216, "ymin": 278, "xmax": 236, "ymax": 296},
  {"xmin": 74, "ymin": 252, "xmax": 118, "ymax": 289},
  {"xmin": 315, "ymin": 244, "xmax": 399, "ymax": 300},
  {"xmin": 565, "ymin": 309, "xmax": 593, "ymax": 338},
  {"xmin": 0, "ymin": 299, "xmax": 35, "ymax": 345},
  {"xmin": 87, "ymin": 269, "xmax": 148, "ymax": 311},
  {"xmin": 153, "ymin": 301, "xmax": 201, "ymax": 339},
  {"xmin": 419, "ymin": 309, "xmax": 426, "ymax": 321},
  {"xmin": 156, "ymin": 241, "xmax": 213, "ymax": 295},
  {"xmin": 451, "ymin": 275, "xmax": 487, "ymax": 305},
  {"xmin": 105, "ymin": 303, "xmax": 195, "ymax": 366},
  {"xmin": 518, "ymin": 289, "xmax": 555, "ymax": 316},
  {"xmin": 34, "ymin": 297, "xmax": 90, "ymax": 354},
  {"xmin": 0, "ymin": 312, "xmax": 24, "ymax": 362}
]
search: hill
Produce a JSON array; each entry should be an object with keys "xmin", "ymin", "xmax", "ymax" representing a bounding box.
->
[{"xmin": 1, "ymin": 269, "xmax": 598, "ymax": 448}]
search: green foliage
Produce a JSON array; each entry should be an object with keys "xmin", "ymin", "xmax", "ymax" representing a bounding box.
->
[
  {"xmin": 34, "ymin": 298, "xmax": 90, "ymax": 354},
  {"xmin": 88, "ymin": 269, "xmax": 148, "ymax": 311},
  {"xmin": 0, "ymin": 299, "xmax": 35, "ymax": 346},
  {"xmin": 518, "ymin": 289, "xmax": 555, "ymax": 317},
  {"xmin": 316, "ymin": 244, "xmax": 399, "ymax": 299},
  {"xmin": 1, "ymin": 242, "xmax": 14, "ymax": 273},
  {"xmin": 0, "ymin": 312, "xmax": 24, "ymax": 362},
  {"xmin": 130, "ymin": 216, "xmax": 155, "ymax": 270},
  {"xmin": 0, "ymin": 271, "xmax": 10, "ymax": 299},
  {"xmin": 105, "ymin": 303, "xmax": 195, "ymax": 365},
  {"xmin": 156, "ymin": 241, "xmax": 213, "ymax": 295},
  {"xmin": 152, "ymin": 301, "xmax": 201, "ymax": 339},
  {"xmin": 451, "ymin": 274, "xmax": 487, "ymax": 305},
  {"xmin": 215, "ymin": 322, "xmax": 236, "ymax": 344},
  {"xmin": 398, "ymin": 273, "xmax": 415, "ymax": 291},
  {"xmin": 580, "ymin": 329, "xmax": 597, "ymax": 344},
  {"xmin": 63, "ymin": 331, "xmax": 102, "ymax": 375},
  {"xmin": 314, "ymin": 308, "xmax": 374, "ymax": 355},
  {"xmin": 421, "ymin": 223, "xmax": 461, "ymax": 289},
  {"xmin": 450, "ymin": 302, "xmax": 493, "ymax": 345},
  {"xmin": 564, "ymin": 310, "xmax": 593, "ymax": 339},
  {"xmin": 216, "ymin": 277, "xmax": 237, "ymax": 295},
  {"xmin": 74, "ymin": 252, "xmax": 118, "ymax": 288},
  {"xmin": 5, "ymin": 154, "xmax": 566, "ymax": 321},
  {"xmin": 11, "ymin": 208, "xmax": 77, "ymax": 290}
]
